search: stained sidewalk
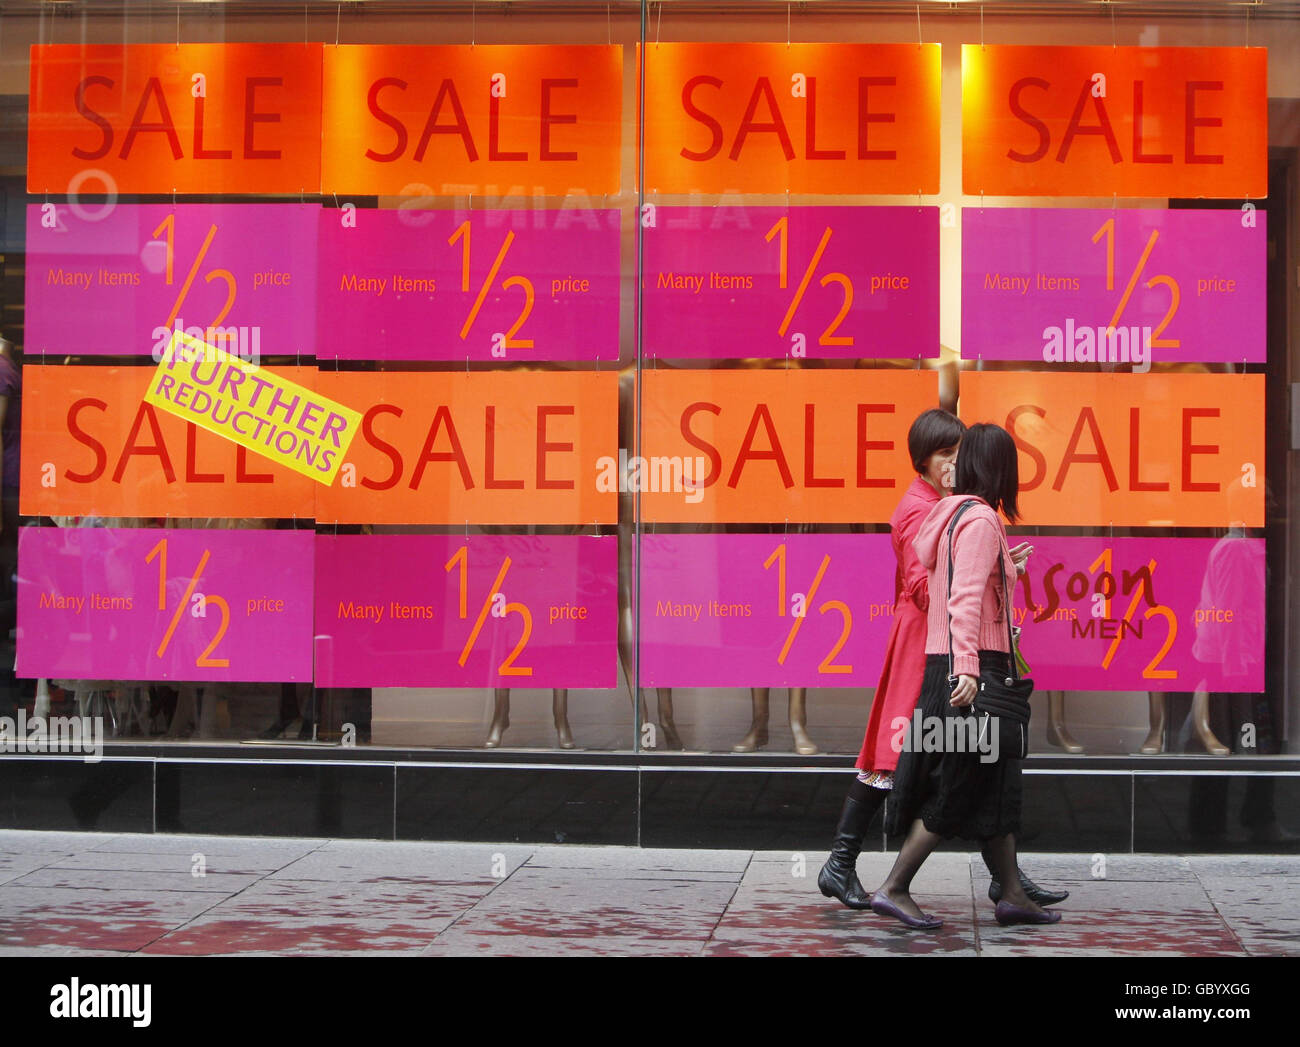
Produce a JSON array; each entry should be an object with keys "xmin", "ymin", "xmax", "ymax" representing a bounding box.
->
[{"xmin": 0, "ymin": 830, "xmax": 1296, "ymax": 956}]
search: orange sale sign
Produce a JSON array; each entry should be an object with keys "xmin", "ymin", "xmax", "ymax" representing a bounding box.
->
[
  {"xmin": 962, "ymin": 45, "xmax": 1267, "ymax": 198},
  {"xmin": 960, "ymin": 372, "xmax": 1265, "ymax": 527},
  {"xmin": 314, "ymin": 370, "xmax": 618, "ymax": 525},
  {"xmin": 27, "ymin": 44, "xmax": 323, "ymax": 195},
  {"xmin": 639, "ymin": 368, "xmax": 938, "ymax": 523},
  {"xmin": 20, "ymin": 365, "xmax": 317, "ymax": 520},
  {"xmin": 643, "ymin": 43, "xmax": 940, "ymax": 195},
  {"xmin": 322, "ymin": 45, "xmax": 622, "ymax": 196}
]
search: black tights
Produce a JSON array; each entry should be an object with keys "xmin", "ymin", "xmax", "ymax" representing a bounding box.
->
[
  {"xmin": 847, "ymin": 776, "xmax": 888, "ymax": 816},
  {"xmin": 876, "ymin": 819, "xmax": 1041, "ymax": 919}
]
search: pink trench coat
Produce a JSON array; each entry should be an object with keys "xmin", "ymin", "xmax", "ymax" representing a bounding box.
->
[{"xmin": 855, "ymin": 476, "xmax": 939, "ymax": 773}]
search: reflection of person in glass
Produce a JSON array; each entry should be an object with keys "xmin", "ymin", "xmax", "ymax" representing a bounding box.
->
[
  {"xmin": 870, "ymin": 424, "xmax": 1062, "ymax": 928},
  {"xmin": 1187, "ymin": 478, "xmax": 1265, "ymax": 749},
  {"xmin": 1145, "ymin": 479, "xmax": 1267, "ymax": 757},
  {"xmin": 1182, "ymin": 480, "xmax": 1293, "ymax": 842}
]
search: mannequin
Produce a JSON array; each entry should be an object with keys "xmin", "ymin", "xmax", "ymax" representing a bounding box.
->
[
  {"xmin": 727, "ymin": 358, "xmax": 828, "ymax": 756},
  {"xmin": 479, "ymin": 356, "xmax": 593, "ymax": 751},
  {"xmin": 1043, "ymin": 690, "xmax": 1229, "ymax": 755},
  {"xmin": 616, "ymin": 600, "xmax": 684, "ymax": 750},
  {"xmin": 1140, "ymin": 692, "xmax": 1229, "ymax": 755},
  {"xmin": 1045, "ymin": 692, "xmax": 1083, "ymax": 753},
  {"xmin": 485, "ymin": 686, "xmax": 574, "ymax": 749},
  {"xmin": 476, "ymin": 511, "xmax": 580, "ymax": 748},
  {"xmin": 732, "ymin": 686, "xmax": 820, "ymax": 755},
  {"xmin": 617, "ymin": 359, "xmax": 683, "ymax": 749}
]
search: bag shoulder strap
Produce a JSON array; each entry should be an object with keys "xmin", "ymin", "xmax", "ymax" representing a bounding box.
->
[{"xmin": 944, "ymin": 499, "xmax": 1019, "ymax": 683}]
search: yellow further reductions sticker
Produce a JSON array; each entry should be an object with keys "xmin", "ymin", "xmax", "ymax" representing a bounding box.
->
[{"xmin": 144, "ymin": 331, "xmax": 361, "ymax": 485}]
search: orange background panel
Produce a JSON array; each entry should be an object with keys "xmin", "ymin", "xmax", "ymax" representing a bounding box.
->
[
  {"xmin": 27, "ymin": 44, "xmax": 323, "ymax": 195},
  {"xmin": 314, "ymin": 370, "xmax": 618, "ymax": 525},
  {"xmin": 962, "ymin": 45, "xmax": 1267, "ymax": 198},
  {"xmin": 322, "ymin": 45, "xmax": 622, "ymax": 195},
  {"xmin": 960, "ymin": 371, "xmax": 1264, "ymax": 527},
  {"xmin": 643, "ymin": 43, "xmax": 940, "ymax": 195},
  {"xmin": 640, "ymin": 368, "xmax": 938, "ymax": 523},
  {"xmin": 20, "ymin": 366, "xmax": 316, "ymax": 519}
]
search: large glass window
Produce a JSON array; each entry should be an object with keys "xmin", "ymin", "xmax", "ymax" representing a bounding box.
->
[{"xmin": 0, "ymin": 0, "xmax": 1294, "ymax": 770}]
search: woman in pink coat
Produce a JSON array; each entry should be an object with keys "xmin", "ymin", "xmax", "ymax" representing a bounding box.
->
[{"xmin": 817, "ymin": 409, "xmax": 963, "ymax": 909}]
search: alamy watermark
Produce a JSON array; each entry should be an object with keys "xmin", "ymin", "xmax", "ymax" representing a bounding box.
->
[
  {"xmin": 151, "ymin": 319, "xmax": 261, "ymax": 366},
  {"xmin": 0, "ymin": 710, "xmax": 104, "ymax": 763},
  {"xmin": 891, "ymin": 708, "xmax": 1000, "ymax": 764},
  {"xmin": 50, "ymin": 978, "xmax": 150, "ymax": 1027},
  {"xmin": 595, "ymin": 450, "xmax": 707, "ymax": 504}
]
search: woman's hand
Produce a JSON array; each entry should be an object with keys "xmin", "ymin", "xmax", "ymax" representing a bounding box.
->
[
  {"xmin": 1010, "ymin": 542, "xmax": 1033, "ymax": 574},
  {"xmin": 950, "ymin": 674, "xmax": 977, "ymax": 707}
]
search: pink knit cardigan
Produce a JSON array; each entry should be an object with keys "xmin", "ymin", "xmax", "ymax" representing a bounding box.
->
[{"xmin": 913, "ymin": 496, "xmax": 1018, "ymax": 678}]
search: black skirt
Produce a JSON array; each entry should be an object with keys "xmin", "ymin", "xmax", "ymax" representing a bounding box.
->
[{"xmin": 885, "ymin": 652, "xmax": 1024, "ymax": 841}]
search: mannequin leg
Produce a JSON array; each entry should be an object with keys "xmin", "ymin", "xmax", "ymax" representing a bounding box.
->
[
  {"xmin": 486, "ymin": 688, "xmax": 510, "ymax": 748},
  {"xmin": 299, "ymin": 688, "xmax": 318, "ymax": 740},
  {"xmin": 656, "ymin": 688, "xmax": 683, "ymax": 749},
  {"xmin": 1191, "ymin": 691, "xmax": 1230, "ymax": 755},
  {"xmin": 872, "ymin": 817, "xmax": 944, "ymax": 921},
  {"xmin": 260, "ymin": 682, "xmax": 303, "ymax": 740},
  {"xmin": 196, "ymin": 686, "xmax": 218, "ymax": 739},
  {"xmin": 1045, "ymin": 691, "xmax": 1083, "ymax": 753},
  {"xmin": 198, "ymin": 687, "xmax": 230, "ymax": 737},
  {"xmin": 1140, "ymin": 693, "xmax": 1166, "ymax": 754},
  {"xmin": 167, "ymin": 685, "xmax": 196, "ymax": 738},
  {"xmin": 553, "ymin": 688, "xmax": 574, "ymax": 749},
  {"xmin": 34, "ymin": 680, "xmax": 51, "ymax": 718},
  {"xmin": 733, "ymin": 687, "xmax": 771, "ymax": 752},
  {"xmin": 788, "ymin": 687, "xmax": 820, "ymax": 756},
  {"xmin": 635, "ymin": 689, "xmax": 649, "ymax": 734}
]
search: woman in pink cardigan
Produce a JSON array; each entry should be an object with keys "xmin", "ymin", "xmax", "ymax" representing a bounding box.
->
[
  {"xmin": 869, "ymin": 423, "xmax": 1062, "ymax": 929},
  {"xmin": 819, "ymin": 414, "xmax": 1065, "ymax": 913},
  {"xmin": 817, "ymin": 409, "xmax": 964, "ymax": 908}
]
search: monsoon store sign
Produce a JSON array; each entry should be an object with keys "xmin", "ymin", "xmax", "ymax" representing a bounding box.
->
[{"xmin": 144, "ymin": 331, "xmax": 361, "ymax": 484}]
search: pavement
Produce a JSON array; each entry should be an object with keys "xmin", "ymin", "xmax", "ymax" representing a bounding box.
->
[{"xmin": 0, "ymin": 830, "xmax": 1296, "ymax": 956}]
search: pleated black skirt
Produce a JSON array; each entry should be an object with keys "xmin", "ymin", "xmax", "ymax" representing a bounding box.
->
[{"xmin": 885, "ymin": 651, "xmax": 1024, "ymax": 841}]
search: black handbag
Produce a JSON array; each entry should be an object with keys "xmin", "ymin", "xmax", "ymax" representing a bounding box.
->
[{"xmin": 944, "ymin": 500, "xmax": 1033, "ymax": 762}]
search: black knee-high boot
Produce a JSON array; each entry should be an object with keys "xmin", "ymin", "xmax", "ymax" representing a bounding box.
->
[{"xmin": 818, "ymin": 780, "xmax": 886, "ymax": 909}]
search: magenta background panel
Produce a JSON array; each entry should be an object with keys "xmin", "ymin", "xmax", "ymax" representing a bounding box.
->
[
  {"xmin": 963, "ymin": 208, "xmax": 1265, "ymax": 363},
  {"xmin": 17, "ymin": 526, "xmax": 314, "ymax": 682},
  {"xmin": 315, "ymin": 208, "xmax": 620, "ymax": 361},
  {"xmin": 642, "ymin": 206, "xmax": 939, "ymax": 359},
  {"xmin": 314, "ymin": 534, "xmax": 616, "ymax": 687},
  {"xmin": 1012, "ymin": 536, "xmax": 1264, "ymax": 693},
  {"xmin": 639, "ymin": 533, "xmax": 897, "ymax": 686},
  {"xmin": 25, "ymin": 203, "xmax": 317, "ymax": 357}
]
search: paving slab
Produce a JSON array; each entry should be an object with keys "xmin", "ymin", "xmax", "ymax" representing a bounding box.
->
[
  {"xmin": 268, "ymin": 842, "xmax": 531, "ymax": 883},
  {"xmin": 41, "ymin": 850, "xmax": 292, "ymax": 876},
  {"xmin": 143, "ymin": 916, "xmax": 446, "ymax": 955},
  {"xmin": 526, "ymin": 845, "xmax": 751, "ymax": 873},
  {"xmin": 7, "ymin": 867, "xmax": 263, "ymax": 895}
]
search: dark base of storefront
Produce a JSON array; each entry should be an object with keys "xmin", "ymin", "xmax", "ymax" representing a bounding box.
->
[{"xmin": 3, "ymin": 749, "xmax": 1298, "ymax": 855}]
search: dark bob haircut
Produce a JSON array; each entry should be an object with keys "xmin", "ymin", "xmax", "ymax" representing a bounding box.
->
[
  {"xmin": 908, "ymin": 408, "xmax": 966, "ymax": 474},
  {"xmin": 953, "ymin": 422, "xmax": 1020, "ymax": 523}
]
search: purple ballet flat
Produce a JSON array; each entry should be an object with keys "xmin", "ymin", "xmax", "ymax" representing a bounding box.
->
[
  {"xmin": 994, "ymin": 900, "xmax": 1063, "ymax": 926},
  {"xmin": 869, "ymin": 893, "xmax": 943, "ymax": 930}
]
